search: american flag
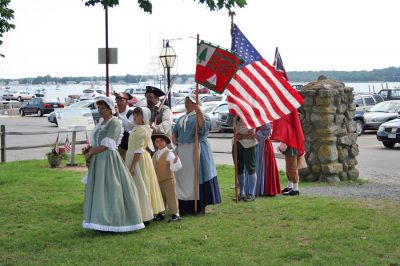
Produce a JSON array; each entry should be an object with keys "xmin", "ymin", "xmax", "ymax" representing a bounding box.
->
[
  {"xmin": 270, "ymin": 47, "xmax": 305, "ymax": 155},
  {"xmin": 64, "ymin": 135, "xmax": 71, "ymax": 153},
  {"xmin": 273, "ymin": 47, "xmax": 289, "ymax": 81},
  {"xmin": 226, "ymin": 24, "xmax": 303, "ymax": 129}
]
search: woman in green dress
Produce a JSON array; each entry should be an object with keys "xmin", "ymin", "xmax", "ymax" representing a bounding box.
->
[{"xmin": 83, "ymin": 97, "xmax": 145, "ymax": 232}]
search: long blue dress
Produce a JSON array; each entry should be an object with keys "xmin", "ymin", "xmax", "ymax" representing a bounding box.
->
[{"xmin": 173, "ymin": 112, "xmax": 221, "ymax": 215}]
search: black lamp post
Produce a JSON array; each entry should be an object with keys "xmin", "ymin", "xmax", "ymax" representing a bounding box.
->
[{"xmin": 159, "ymin": 40, "xmax": 176, "ymax": 108}]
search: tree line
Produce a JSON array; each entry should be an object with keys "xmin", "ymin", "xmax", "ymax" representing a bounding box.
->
[
  {"xmin": 2, "ymin": 67, "xmax": 400, "ymax": 85},
  {"xmin": 0, "ymin": 74, "xmax": 195, "ymax": 85},
  {"xmin": 288, "ymin": 67, "xmax": 400, "ymax": 82}
]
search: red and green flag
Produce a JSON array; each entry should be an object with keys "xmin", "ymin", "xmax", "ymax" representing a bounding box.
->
[{"xmin": 195, "ymin": 41, "xmax": 242, "ymax": 94}]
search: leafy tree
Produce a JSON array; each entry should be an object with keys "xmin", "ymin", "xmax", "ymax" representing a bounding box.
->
[
  {"xmin": 0, "ymin": 0, "xmax": 15, "ymax": 57},
  {"xmin": 83, "ymin": 0, "xmax": 247, "ymax": 13}
]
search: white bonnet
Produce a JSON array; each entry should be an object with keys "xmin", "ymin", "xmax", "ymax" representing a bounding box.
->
[
  {"xmin": 140, "ymin": 106, "xmax": 152, "ymax": 125},
  {"xmin": 186, "ymin": 94, "xmax": 201, "ymax": 106},
  {"xmin": 96, "ymin": 96, "xmax": 116, "ymax": 114}
]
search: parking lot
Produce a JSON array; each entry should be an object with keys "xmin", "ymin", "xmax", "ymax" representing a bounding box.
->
[{"xmin": 1, "ymin": 115, "xmax": 399, "ymax": 184}]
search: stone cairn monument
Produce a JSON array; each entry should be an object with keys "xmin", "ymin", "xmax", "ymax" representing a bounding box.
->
[{"xmin": 298, "ymin": 76, "xmax": 359, "ymax": 183}]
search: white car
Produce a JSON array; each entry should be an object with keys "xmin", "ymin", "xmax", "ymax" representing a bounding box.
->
[
  {"xmin": 201, "ymin": 101, "xmax": 229, "ymax": 131},
  {"xmin": 80, "ymin": 89, "xmax": 106, "ymax": 100},
  {"xmin": 2, "ymin": 90, "xmax": 35, "ymax": 101},
  {"xmin": 172, "ymin": 101, "xmax": 228, "ymax": 131}
]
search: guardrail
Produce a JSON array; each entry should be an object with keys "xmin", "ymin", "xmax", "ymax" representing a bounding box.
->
[
  {"xmin": 0, "ymin": 125, "xmax": 284, "ymax": 164},
  {"xmin": 0, "ymin": 100, "xmax": 22, "ymax": 109},
  {"xmin": 0, "ymin": 125, "xmax": 85, "ymax": 164}
]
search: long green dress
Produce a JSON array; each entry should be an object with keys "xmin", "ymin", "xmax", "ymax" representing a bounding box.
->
[{"xmin": 83, "ymin": 117, "xmax": 145, "ymax": 232}]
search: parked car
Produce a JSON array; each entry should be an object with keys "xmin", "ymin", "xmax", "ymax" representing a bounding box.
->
[
  {"xmin": 201, "ymin": 101, "xmax": 229, "ymax": 131},
  {"xmin": 292, "ymin": 84, "xmax": 304, "ymax": 91},
  {"xmin": 128, "ymin": 95, "xmax": 146, "ymax": 107},
  {"xmin": 171, "ymin": 104, "xmax": 187, "ymax": 124},
  {"xmin": 19, "ymin": 98, "xmax": 64, "ymax": 117},
  {"xmin": 79, "ymin": 88, "xmax": 106, "ymax": 100},
  {"xmin": 353, "ymin": 111, "xmax": 365, "ymax": 136},
  {"xmin": 216, "ymin": 111, "xmax": 234, "ymax": 132},
  {"xmin": 201, "ymin": 94, "xmax": 227, "ymax": 103},
  {"xmin": 354, "ymin": 93, "xmax": 384, "ymax": 112},
  {"xmin": 171, "ymin": 101, "xmax": 228, "ymax": 131},
  {"xmin": 48, "ymin": 100, "xmax": 99, "ymax": 125},
  {"xmin": 125, "ymin": 87, "xmax": 146, "ymax": 95},
  {"xmin": 2, "ymin": 90, "xmax": 35, "ymax": 101},
  {"xmin": 362, "ymin": 100, "xmax": 400, "ymax": 133},
  {"xmin": 378, "ymin": 88, "xmax": 400, "ymax": 101},
  {"xmin": 376, "ymin": 118, "xmax": 400, "ymax": 148}
]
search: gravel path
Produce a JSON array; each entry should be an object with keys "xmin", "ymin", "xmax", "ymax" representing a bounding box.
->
[
  {"xmin": 301, "ymin": 182, "xmax": 400, "ymax": 201},
  {"xmin": 300, "ymin": 168, "xmax": 400, "ymax": 201}
]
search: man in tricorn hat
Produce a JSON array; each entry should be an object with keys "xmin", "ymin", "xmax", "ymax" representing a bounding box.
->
[
  {"xmin": 145, "ymin": 86, "xmax": 173, "ymax": 139},
  {"xmin": 114, "ymin": 92, "xmax": 135, "ymax": 160}
]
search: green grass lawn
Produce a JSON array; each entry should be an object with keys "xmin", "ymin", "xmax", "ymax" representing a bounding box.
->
[{"xmin": 1, "ymin": 160, "xmax": 399, "ymax": 265}]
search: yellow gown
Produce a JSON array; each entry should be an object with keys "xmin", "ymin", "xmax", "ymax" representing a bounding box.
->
[{"xmin": 126, "ymin": 125, "xmax": 165, "ymax": 215}]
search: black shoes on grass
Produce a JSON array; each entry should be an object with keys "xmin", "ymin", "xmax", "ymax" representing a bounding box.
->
[{"xmin": 282, "ymin": 188, "xmax": 300, "ymax": 196}]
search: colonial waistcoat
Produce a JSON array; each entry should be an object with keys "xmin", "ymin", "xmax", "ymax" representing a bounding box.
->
[
  {"xmin": 153, "ymin": 151, "xmax": 174, "ymax": 183},
  {"xmin": 150, "ymin": 105, "xmax": 169, "ymax": 125}
]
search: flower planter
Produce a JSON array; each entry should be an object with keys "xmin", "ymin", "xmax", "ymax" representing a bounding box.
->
[{"xmin": 46, "ymin": 147, "xmax": 67, "ymax": 168}]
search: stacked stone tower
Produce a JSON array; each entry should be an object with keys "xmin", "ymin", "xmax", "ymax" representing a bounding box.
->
[{"xmin": 299, "ymin": 76, "xmax": 359, "ymax": 183}]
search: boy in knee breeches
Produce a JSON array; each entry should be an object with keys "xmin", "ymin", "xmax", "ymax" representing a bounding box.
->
[{"xmin": 151, "ymin": 132, "xmax": 181, "ymax": 221}]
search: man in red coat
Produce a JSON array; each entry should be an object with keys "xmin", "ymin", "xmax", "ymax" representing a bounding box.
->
[{"xmin": 271, "ymin": 111, "xmax": 305, "ymax": 196}]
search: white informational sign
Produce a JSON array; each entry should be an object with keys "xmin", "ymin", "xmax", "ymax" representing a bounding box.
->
[{"xmin": 55, "ymin": 108, "xmax": 95, "ymax": 131}]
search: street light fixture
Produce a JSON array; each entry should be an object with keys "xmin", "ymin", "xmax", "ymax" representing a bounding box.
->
[{"xmin": 159, "ymin": 40, "xmax": 176, "ymax": 108}]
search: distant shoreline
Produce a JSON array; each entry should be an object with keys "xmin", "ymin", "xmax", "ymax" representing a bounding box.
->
[{"xmin": 1, "ymin": 66, "xmax": 400, "ymax": 85}]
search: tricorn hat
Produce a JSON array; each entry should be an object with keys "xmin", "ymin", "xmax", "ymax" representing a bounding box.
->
[
  {"xmin": 151, "ymin": 132, "xmax": 171, "ymax": 144},
  {"xmin": 114, "ymin": 92, "xmax": 133, "ymax": 100},
  {"xmin": 145, "ymin": 86, "xmax": 165, "ymax": 97}
]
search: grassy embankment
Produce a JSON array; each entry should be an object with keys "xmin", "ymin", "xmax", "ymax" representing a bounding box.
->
[{"xmin": 0, "ymin": 158, "xmax": 399, "ymax": 265}]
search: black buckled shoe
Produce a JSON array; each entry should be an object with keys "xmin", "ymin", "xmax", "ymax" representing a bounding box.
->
[
  {"xmin": 153, "ymin": 213, "xmax": 165, "ymax": 221},
  {"xmin": 285, "ymin": 190, "xmax": 300, "ymax": 196},
  {"xmin": 171, "ymin": 214, "xmax": 181, "ymax": 221},
  {"xmin": 244, "ymin": 195, "xmax": 256, "ymax": 202},
  {"xmin": 281, "ymin": 187, "xmax": 292, "ymax": 194},
  {"xmin": 232, "ymin": 194, "xmax": 246, "ymax": 201}
]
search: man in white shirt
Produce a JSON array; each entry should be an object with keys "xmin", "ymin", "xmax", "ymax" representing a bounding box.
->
[
  {"xmin": 114, "ymin": 92, "xmax": 135, "ymax": 160},
  {"xmin": 145, "ymin": 86, "xmax": 173, "ymax": 140}
]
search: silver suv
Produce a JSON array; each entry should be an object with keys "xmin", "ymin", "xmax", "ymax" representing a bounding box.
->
[
  {"xmin": 353, "ymin": 93, "xmax": 385, "ymax": 136},
  {"xmin": 354, "ymin": 93, "xmax": 384, "ymax": 112}
]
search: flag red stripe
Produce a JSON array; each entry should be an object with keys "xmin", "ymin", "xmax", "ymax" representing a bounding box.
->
[
  {"xmin": 260, "ymin": 60, "xmax": 304, "ymax": 105},
  {"xmin": 252, "ymin": 61, "xmax": 298, "ymax": 114},
  {"xmin": 226, "ymin": 89, "xmax": 260, "ymax": 128},
  {"xmin": 241, "ymin": 63, "xmax": 288, "ymax": 119},
  {"xmin": 227, "ymin": 94, "xmax": 258, "ymax": 128},
  {"xmin": 230, "ymin": 72, "xmax": 274, "ymax": 122}
]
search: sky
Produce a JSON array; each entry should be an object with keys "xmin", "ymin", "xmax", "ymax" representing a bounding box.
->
[{"xmin": 1, "ymin": 0, "xmax": 400, "ymax": 79}]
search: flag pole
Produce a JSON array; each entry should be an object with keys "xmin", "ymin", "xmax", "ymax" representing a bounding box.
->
[
  {"xmin": 194, "ymin": 33, "xmax": 200, "ymax": 213},
  {"xmin": 229, "ymin": 10, "xmax": 239, "ymax": 203}
]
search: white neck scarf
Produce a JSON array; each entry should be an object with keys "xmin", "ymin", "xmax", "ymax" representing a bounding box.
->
[{"xmin": 179, "ymin": 110, "xmax": 196, "ymax": 132}]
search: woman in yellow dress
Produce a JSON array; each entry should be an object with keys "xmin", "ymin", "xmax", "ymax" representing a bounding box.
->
[{"xmin": 126, "ymin": 107, "xmax": 165, "ymax": 220}]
